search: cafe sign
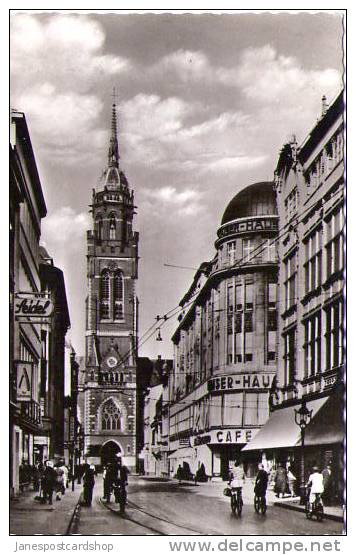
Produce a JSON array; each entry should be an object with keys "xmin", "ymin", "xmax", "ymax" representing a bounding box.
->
[
  {"xmin": 207, "ymin": 373, "xmax": 274, "ymax": 393},
  {"xmin": 15, "ymin": 293, "xmax": 54, "ymax": 319},
  {"xmin": 211, "ymin": 428, "xmax": 259, "ymax": 444},
  {"xmin": 16, "ymin": 361, "xmax": 32, "ymax": 401}
]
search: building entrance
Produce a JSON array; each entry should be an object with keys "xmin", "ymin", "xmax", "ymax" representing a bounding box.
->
[{"xmin": 100, "ymin": 441, "xmax": 121, "ymax": 466}]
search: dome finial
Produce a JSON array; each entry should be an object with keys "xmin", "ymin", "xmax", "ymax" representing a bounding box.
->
[{"xmin": 108, "ymin": 87, "xmax": 119, "ymax": 168}]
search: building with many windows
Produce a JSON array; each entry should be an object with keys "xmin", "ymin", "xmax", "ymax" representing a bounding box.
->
[
  {"xmin": 169, "ymin": 182, "xmax": 279, "ymax": 479},
  {"xmin": 243, "ymin": 91, "xmax": 345, "ymax": 502},
  {"xmin": 10, "ymin": 110, "xmax": 47, "ymax": 495},
  {"xmin": 82, "ymin": 101, "xmax": 139, "ymax": 472}
]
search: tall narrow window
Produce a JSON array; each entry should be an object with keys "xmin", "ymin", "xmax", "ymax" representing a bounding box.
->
[
  {"xmin": 96, "ymin": 217, "xmax": 103, "ymax": 241},
  {"xmin": 227, "ymin": 241, "xmax": 236, "ymax": 265},
  {"xmin": 100, "ymin": 270, "xmax": 110, "ymax": 319},
  {"xmin": 109, "ymin": 215, "xmax": 116, "ymax": 240},
  {"xmin": 284, "ymin": 252, "xmax": 297, "ymax": 311},
  {"xmin": 284, "ymin": 328, "xmax": 296, "ymax": 386},
  {"xmin": 113, "ymin": 271, "xmax": 124, "ymax": 320},
  {"xmin": 242, "ymin": 239, "xmax": 254, "ymax": 263}
]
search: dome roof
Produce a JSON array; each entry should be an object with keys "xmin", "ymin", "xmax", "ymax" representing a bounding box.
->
[{"xmin": 221, "ymin": 181, "xmax": 276, "ymax": 225}]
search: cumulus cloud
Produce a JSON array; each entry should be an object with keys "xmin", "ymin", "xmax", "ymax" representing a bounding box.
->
[
  {"xmin": 42, "ymin": 207, "xmax": 91, "ymax": 246},
  {"xmin": 233, "ymin": 45, "xmax": 341, "ymax": 104},
  {"xmin": 141, "ymin": 186, "xmax": 204, "ymax": 218},
  {"xmin": 11, "ymin": 14, "xmax": 130, "ymax": 90},
  {"xmin": 10, "ymin": 14, "xmax": 130, "ymax": 165}
]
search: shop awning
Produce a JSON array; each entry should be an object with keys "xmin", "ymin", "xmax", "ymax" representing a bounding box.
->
[
  {"xmin": 168, "ymin": 447, "xmax": 193, "ymax": 460},
  {"xmin": 304, "ymin": 392, "xmax": 345, "ymax": 446},
  {"xmin": 242, "ymin": 396, "xmax": 329, "ymax": 452}
]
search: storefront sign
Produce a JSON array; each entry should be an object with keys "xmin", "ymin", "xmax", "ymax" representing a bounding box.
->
[
  {"xmin": 15, "ymin": 293, "xmax": 53, "ymax": 319},
  {"xmin": 211, "ymin": 428, "xmax": 258, "ymax": 444},
  {"xmin": 208, "ymin": 373, "xmax": 273, "ymax": 393},
  {"xmin": 16, "ymin": 361, "xmax": 32, "ymax": 401},
  {"xmin": 218, "ymin": 217, "xmax": 278, "ymax": 239}
]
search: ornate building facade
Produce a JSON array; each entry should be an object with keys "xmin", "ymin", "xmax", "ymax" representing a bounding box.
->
[
  {"xmin": 83, "ymin": 102, "xmax": 139, "ymax": 471},
  {"xmin": 169, "ymin": 182, "xmax": 279, "ymax": 479},
  {"xmin": 244, "ymin": 91, "xmax": 345, "ymax": 501}
]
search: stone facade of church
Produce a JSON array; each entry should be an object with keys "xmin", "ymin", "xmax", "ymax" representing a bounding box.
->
[{"xmin": 83, "ymin": 101, "xmax": 139, "ymax": 471}]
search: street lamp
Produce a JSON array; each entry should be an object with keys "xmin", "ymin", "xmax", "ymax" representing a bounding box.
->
[{"xmin": 294, "ymin": 399, "xmax": 313, "ymax": 505}]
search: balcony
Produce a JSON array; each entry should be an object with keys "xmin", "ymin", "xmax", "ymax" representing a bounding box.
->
[{"xmin": 21, "ymin": 400, "xmax": 42, "ymax": 426}]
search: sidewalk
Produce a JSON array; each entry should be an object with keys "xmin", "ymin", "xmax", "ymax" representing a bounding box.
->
[
  {"xmin": 10, "ymin": 484, "xmax": 82, "ymax": 535},
  {"xmin": 154, "ymin": 477, "xmax": 344, "ymax": 523}
]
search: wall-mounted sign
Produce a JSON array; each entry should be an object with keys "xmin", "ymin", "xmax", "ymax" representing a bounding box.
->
[
  {"xmin": 16, "ymin": 361, "xmax": 32, "ymax": 401},
  {"xmin": 207, "ymin": 373, "xmax": 274, "ymax": 393},
  {"xmin": 218, "ymin": 217, "xmax": 278, "ymax": 240},
  {"xmin": 210, "ymin": 428, "xmax": 259, "ymax": 444},
  {"xmin": 15, "ymin": 293, "xmax": 54, "ymax": 319}
]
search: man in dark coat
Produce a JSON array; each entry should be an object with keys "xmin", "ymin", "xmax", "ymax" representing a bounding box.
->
[
  {"xmin": 83, "ymin": 465, "xmax": 96, "ymax": 506},
  {"xmin": 254, "ymin": 463, "xmax": 269, "ymax": 503},
  {"xmin": 42, "ymin": 461, "xmax": 57, "ymax": 505}
]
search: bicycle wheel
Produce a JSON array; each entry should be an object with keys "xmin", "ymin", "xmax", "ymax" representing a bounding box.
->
[
  {"xmin": 261, "ymin": 497, "xmax": 267, "ymax": 515},
  {"xmin": 231, "ymin": 495, "xmax": 237, "ymax": 514},
  {"xmin": 237, "ymin": 496, "xmax": 243, "ymax": 516},
  {"xmin": 316, "ymin": 504, "xmax": 324, "ymax": 522},
  {"xmin": 254, "ymin": 495, "xmax": 260, "ymax": 513}
]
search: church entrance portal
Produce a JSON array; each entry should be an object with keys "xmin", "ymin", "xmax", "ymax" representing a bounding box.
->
[{"xmin": 100, "ymin": 441, "xmax": 121, "ymax": 467}]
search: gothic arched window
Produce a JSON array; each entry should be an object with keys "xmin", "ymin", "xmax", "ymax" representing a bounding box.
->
[
  {"xmin": 113, "ymin": 271, "xmax": 124, "ymax": 320},
  {"xmin": 101, "ymin": 399, "xmax": 121, "ymax": 431},
  {"xmin": 109, "ymin": 215, "xmax": 116, "ymax": 240},
  {"xmin": 100, "ymin": 270, "xmax": 110, "ymax": 320}
]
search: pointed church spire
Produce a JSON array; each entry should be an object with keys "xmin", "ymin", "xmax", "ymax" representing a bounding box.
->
[{"xmin": 108, "ymin": 88, "xmax": 119, "ymax": 168}]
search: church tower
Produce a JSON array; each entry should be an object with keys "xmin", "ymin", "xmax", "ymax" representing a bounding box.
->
[{"xmin": 84, "ymin": 98, "xmax": 139, "ymax": 471}]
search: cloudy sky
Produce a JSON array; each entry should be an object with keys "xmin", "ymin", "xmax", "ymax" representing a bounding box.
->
[{"xmin": 10, "ymin": 10, "xmax": 344, "ymax": 364}]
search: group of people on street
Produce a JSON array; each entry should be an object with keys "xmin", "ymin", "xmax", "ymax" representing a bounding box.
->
[
  {"xmin": 227, "ymin": 459, "xmax": 334, "ymax": 510},
  {"xmin": 35, "ymin": 460, "xmax": 69, "ymax": 505}
]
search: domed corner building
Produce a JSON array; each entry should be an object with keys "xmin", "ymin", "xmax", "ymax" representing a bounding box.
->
[{"xmin": 168, "ymin": 182, "xmax": 279, "ymax": 480}]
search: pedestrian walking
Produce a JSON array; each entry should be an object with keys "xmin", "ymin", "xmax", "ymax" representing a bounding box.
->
[
  {"xmin": 55, "ymin": 462, "xmax": 65, "ymax": 501},
  {"xmin": 322, "ymin": 464, "xmax": 332, "ymax": 505},
  {"xmin": 287, "ymin": 467, "xmax": 297, "ymax": 497},
  {"xmin": 176, "ymin": 464, "xmax": 183, "ymax": 484},
  {"xmin": 82, "ymin": 464, "xmax": 96, "ymax": 506},
  {"xmin": 42, "ymin": 461, "xmax": 57, "ymax": 505},
  {"xmin": 103, "ymin": 463, "xmax": 112, "ymax": 501},
  {"xmin": 274, "ymin": 463, "xmax": 288, "ymax": 498}
]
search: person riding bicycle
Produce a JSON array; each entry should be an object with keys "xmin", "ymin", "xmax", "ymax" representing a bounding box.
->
[
  {"xmin": 307, "ymin": 466, "xmax": 324, "ymax": 507},
  {"xmin": 254, "ymin": 463, "xmax": 269, "ymax": 506},
  {"xmin": 229, "ymin": 460, "xmax": 245, "ymax": 492},
  {"xmin": 111, "ymin": 454, "xmax": 129, "ymax": 505}
]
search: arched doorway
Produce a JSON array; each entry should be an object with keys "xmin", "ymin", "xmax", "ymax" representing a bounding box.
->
[{"xmin": 100, "ymin": 441, "xmax": 121, "ymax": 467}]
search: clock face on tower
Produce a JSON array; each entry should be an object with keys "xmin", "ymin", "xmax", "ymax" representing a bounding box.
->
[{"xmin": 106, "ymin": 356, "xmax": 118, "ymax": 368}]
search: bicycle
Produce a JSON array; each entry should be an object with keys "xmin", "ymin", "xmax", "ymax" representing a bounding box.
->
[
  {"xmin": 254, "ymin": 493, "xmax": 267, "ymax": 515},
  {"xmin": 230, "ymin": 487, "xmax": 243, "ymax": 516},
  {"xmin": 305, "ymin": 492, "xmax": 324, "ymax": 521}
]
